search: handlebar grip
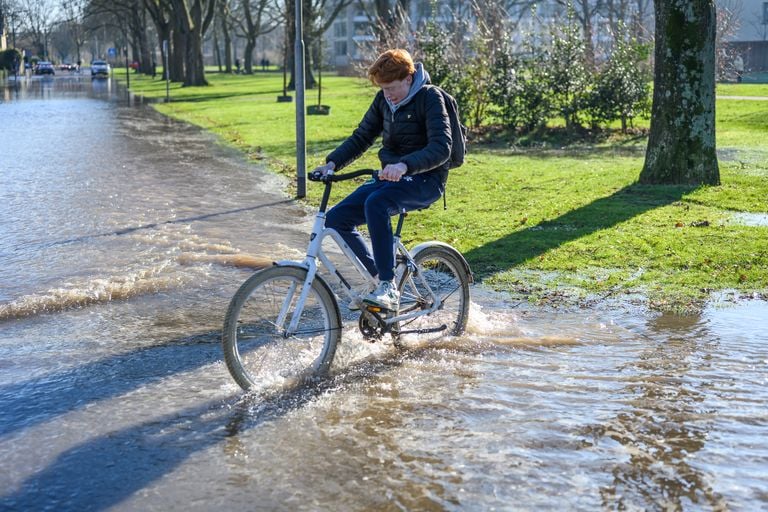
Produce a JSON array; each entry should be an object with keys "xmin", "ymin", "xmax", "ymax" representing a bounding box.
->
[
  {"xmin": 327, "ymin": 169, "xmax": 377, "ymax": 182},
  {"xmin": 308, "ymin": 170, "xmax": 325, "ymax": 182},
  {"xmin": 308, "ymin": 168, "xmax": 377, "ymax": 183}
]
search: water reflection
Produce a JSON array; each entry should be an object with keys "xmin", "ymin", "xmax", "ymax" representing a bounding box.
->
[
  {"xmin": 1, "ymin": 73, "xmax": 113, "ymax": 102},
  {"xmin": 590, "ymin": 313, "xmax": 728, "ymax": 510}
]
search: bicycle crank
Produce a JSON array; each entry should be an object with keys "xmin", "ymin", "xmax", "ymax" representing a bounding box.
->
[{"xmin": 358, "ymin": 310, "xmax": 384, "ymax": 341}]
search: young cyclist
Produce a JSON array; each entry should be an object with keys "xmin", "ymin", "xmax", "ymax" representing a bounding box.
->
[{"xmin": 311, "ymin": 49, "xmax": 452, "ymax": 310}]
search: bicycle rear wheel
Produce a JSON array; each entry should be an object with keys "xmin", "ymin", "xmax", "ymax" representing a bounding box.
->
[
  {"xmin": 396, "ymin": 244, "xmax": 471, "ymax": 342},
  {"xmin": 222, "ymin": 266, "xmax": 341, "ymax": 391}
]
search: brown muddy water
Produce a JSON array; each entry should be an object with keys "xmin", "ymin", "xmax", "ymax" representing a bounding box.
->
[{"xmin": 1, "ymin": 75, "xmax": 767, "ymax": 511}]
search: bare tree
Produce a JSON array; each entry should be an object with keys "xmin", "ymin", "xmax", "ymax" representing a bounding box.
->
[
  {"xmin": 285, "ymin": 0, "xmax": 354, "ymax": 89},
  {"xmin": 359, "ymin": 0, "xmax": 411, "ymax": 45},
  {"xmin": 143, "ymin": 0, "xmax": 176, "ymax": 79},
  {"xmin": 215, "ymin": 0, "xmax": 234, "ymax": 72},
  {"xmin": 715, "ymin": 0, "xmax": 742, "ymax": 80},
  {"xmin": 19, "ymin": 0, "xmax": 60, "ymax": 59},
  {"xmin": 60, "ymin": 0, "xmax": 88, "ymax": 64},
  {"xmin": 1, "ymin": 0, "xmax": 26, "ymax": 49},
  {"xmin": 553, "ymin": 0, "xmax": 602, "ymax": 70},
  {"xmin": 231, "ymin": 0, "xmax": 280, "ymax": 73},
  {"xmin": 86, "ymin": 0, "xmax": 153, "ymax": 74}
]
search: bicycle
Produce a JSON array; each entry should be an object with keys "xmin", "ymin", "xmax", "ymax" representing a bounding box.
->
[{"xmin": 222, "ymin": 169, "xmax": 472, "ymax": 391}]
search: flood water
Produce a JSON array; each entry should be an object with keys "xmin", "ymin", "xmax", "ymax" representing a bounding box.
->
[{"xmin": 1, "ymin": 74, "xmax": 767, "ymax": 511}]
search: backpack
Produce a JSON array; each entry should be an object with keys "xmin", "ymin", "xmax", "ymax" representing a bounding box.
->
[{"xmin": 419, "ymin": 85, "xmax": 468, "ymax": 169}]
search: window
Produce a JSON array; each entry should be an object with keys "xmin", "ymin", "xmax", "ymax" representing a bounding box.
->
[
  {"xmin": 334, "ymin": 41, "xmax": 348, "ymax": 56},
  {"xmin": 353, "ymin": 21, "xmax": 372, "ymax": 37},
  {"xmin": 334, "ymin": 21, "xmax": 347, "ymax": 38}
]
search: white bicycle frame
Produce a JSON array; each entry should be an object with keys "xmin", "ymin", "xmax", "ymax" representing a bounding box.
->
[{"xmin": 275, "ymin": 208, "xmax": 443, "ymax": 336}]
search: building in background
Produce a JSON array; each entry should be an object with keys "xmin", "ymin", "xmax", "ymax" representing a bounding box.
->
[
  {"xmin": 728, "ymin": 0, "xmax": 768, "ymax": 40},
  {"xmin": 323, "ymin": 0, "xmax": 651, "ymax": 74},
  {"xmin": 721, "ymin": 0, "xmax": 768, "ymax": 76}
]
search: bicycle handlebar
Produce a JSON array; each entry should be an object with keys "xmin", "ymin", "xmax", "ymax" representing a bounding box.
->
[{"xmin": 308, "ymin": 168, "xmax": 377, "ymax": 183}]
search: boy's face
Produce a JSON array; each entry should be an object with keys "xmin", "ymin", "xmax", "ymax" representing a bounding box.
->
[{"xmin": 377, "ymin": 75, "xmax": 413, "ymax": 105}]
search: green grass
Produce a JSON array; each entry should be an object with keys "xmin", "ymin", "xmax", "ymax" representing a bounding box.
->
[
  {"xmin": 121, "ymin": 71, "xmax": 768, "ymax": 311},
  {"xmin": 717, "ymin": 82, "xmax": 768, "ymax": 97}
]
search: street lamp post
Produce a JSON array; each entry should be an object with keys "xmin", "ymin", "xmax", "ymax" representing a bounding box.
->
[
  {"xmin": 294, "ymin": 0, "xmax": 306, "ymax": 198},
  {"xmin": 163, "ymin": 40, "xmax": 170, "ymax": 102},
  {"xmin": 124, "ymin": 47, "xmax": 130, "ymax": 89}
]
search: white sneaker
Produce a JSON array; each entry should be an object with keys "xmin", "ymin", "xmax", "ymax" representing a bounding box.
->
[{"xmin": 363, "ymin": 280, "xmax": 400, "ymax": 310}]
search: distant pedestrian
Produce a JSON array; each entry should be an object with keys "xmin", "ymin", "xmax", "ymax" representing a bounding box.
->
[
  {"xmin": 734, "ymin": 55, "xmax": 744, "ymax": 83},
  {"xmin": 152, "ymin": 60, "xmax": 157, "ymax": 78},
  {"xmin": 235, "ymin": 58, "xmax": 240, "ymax": 74}
]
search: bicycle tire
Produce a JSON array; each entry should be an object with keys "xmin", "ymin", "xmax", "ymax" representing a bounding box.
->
[
  {"xmin": 396, "ymin": 244, "xmax": 471, "ymax": 341},
  {"xmin": 222, "ymin": 265, "xmax": 342, "ymax": 391}
]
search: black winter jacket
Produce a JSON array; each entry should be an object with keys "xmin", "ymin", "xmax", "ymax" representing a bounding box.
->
[{"xmin": 326, "ymin": 86, "xmax": 452, "ymax": 184}]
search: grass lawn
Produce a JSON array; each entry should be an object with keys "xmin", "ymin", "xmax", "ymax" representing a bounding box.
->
[{"xmin": 119, "ymin": 71, "xmax": 768, "ymax": 312}]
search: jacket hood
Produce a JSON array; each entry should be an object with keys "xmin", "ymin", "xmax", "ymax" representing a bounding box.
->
[{"xmin": 385, "ymin": 62, "xmax": 431, "ymax": 113}]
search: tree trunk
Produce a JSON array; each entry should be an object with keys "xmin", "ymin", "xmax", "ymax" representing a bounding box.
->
[
  {"xmin": 640, "ymin": 0, "xmax": 720, "ymax": 185},
  {"xmin": 136, "ymin": 8, "xmax": 153, "ymax": 75},
  {"xmin": 244, "ymin": 37, "xmax": 256, "ymax": 73},
  {"xmin": 218, "ymin": 1, "xmax": 232, "ymax": 73},
  {"xmin": 171, "ymin": 28, "xmax": 186, "ymax": 82},
  {"xmin": 185, "ymin": 26, "xmax": 207, "ymax": 86},
  {"xmin": 170, "ymin": 0, "xmax": 214, "ymax": 86},
  {"xmin": 223, "ymin": 22, "xmax": 232, "ymax": 73},
  {"xmin": 213, "ymin": 28, "xmax": 222, "ymax": 71}
]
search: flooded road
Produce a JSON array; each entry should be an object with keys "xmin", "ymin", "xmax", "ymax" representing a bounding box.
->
[{"xmin": 1, "ymin": 75, "xmax": 767, "ymax": 511}]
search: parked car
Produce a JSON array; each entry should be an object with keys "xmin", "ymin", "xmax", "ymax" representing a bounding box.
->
[
  {"xmin": 35, "ymin": 61, "xmax": 55, "ymax": 75},
  {"xmin": 91, "ymin": 60, "xmax": 110, "ymax": 78}
]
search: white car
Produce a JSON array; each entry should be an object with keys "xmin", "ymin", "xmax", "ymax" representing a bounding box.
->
[{"xmin": 91, "ymin": 60, "xmax": 110, "ymax": 78}]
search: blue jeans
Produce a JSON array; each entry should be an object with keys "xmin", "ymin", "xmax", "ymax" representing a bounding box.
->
[{"xmin": 325, "ymin": 173, "xmax": 444, "ymax": 282}]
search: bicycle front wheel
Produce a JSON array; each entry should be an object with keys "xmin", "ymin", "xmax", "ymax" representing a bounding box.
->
[
  {"xmin": 397, "ymin": 244, "xmax": 471, "ymax": 341},
  {"xmin": 222, "ymin": 266, "xmax": 341, "ymax": 391}
]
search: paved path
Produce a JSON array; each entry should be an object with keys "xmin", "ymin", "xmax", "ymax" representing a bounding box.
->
[{"xmin": 717, "ymin": 95, "xmax": 768, "ymax": 101}]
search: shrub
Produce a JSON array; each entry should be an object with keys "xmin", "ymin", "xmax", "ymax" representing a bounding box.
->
[
  {"xmin": 0, "ymin": 49, "xmax": 23, "ymax": 72},
  {"xmin": 545, "ymin": 11, "xmax": 592, "ymax": 132},
  {"xmin": 585, "ymin": 35, "xmax": 651, "ymax": 132}
]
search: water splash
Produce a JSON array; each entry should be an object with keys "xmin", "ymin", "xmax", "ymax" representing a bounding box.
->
[
  {"xmin": 0, "ymin": 265, "xmax": 197, "ymax": 321},
  {"xmin": 177, "ymin": 253, "xmax": 273, "ymax": 270}
]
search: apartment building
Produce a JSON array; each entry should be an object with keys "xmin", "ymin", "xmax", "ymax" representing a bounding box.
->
[{"xmin": 323, "ymin": 0, "xmax": 644, "ymax": 72}]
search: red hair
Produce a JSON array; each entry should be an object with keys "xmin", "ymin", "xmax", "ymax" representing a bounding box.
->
[{"xmin": 368, "ymin": 49, "xmax": 415, "ymax": 84}]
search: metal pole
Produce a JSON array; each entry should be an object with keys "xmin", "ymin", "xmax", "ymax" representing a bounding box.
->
[
  {"xmin": 163, "ymin": 40, "xmax": 170, "ymax": 102},
  {"xmin": 124, "ymin": 47, "xmax": 130, "ymax": 89},
  {"xmin": 294, "ymin": 0, "xmax": 306, "ymax": 198}
]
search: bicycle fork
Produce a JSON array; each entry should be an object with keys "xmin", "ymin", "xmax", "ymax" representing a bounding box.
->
[{"xmin": 276, "ymin": 213, "xmax": 328, "ymax": 337}]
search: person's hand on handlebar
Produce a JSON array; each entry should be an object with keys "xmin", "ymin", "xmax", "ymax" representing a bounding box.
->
[
  {"xmin": 379, "ymin": 162, "xmax": 407, "ymax": 182},
  {"xmin": 310, "ymin": 161, "xmax": 336, "ymax": 181}
]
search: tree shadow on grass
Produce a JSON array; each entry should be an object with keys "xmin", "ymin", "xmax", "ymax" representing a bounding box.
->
[
  {"xmin": 140, "ymin": 89, "xmax": 287, "ymax": 104},
  {"xmin": 464, "ymin": 183, "xmax": 695, "ymax": 276}
]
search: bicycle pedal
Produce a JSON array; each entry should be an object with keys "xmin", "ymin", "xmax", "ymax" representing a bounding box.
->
[{"xmin": 364, "ymin": 304, "xmax": 397, "ymax": 314}]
